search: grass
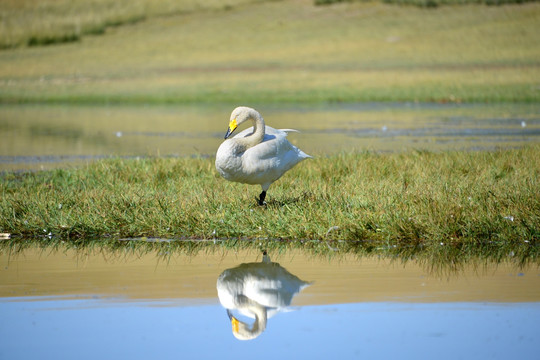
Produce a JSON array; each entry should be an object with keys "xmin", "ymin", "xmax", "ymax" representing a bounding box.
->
[
  {"xmin": 0, "ymin": 1, "xmax": 539, "ymax": 104},
  {"xmin": 3, "ymin": 0, "xmax": 532, "ymax": 50},
  {"xmin": 315, "ymin": 0, "xmax": 538, "ymax": 6},
  {"xmin": 1, "ymin": 146, "xmax": 539, "ymax": 269},
  {"xmin": 0, "ymin": 0, "xmax": 266, "ymax": 49}
]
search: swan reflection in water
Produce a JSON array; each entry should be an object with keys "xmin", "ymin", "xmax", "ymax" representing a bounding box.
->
[{"xmin": 216, "ymin": 251, "xmax": 311, "ymax": 340}]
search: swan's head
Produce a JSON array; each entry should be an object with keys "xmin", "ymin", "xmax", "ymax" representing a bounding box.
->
[
  {"xmin": 224, "ymin": 106, "xmax": 260, "ymax": 139},
  {"xmin": 227, "ymin": 309, "xmax": 267, "ymax": 341},
  {"xmin": 225, "ymin": 294, "xmax": 267, "ymax": 340}
]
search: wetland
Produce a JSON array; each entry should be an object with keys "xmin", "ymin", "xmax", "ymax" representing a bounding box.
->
[{"xmin": 1, "ymin": 1, "xmax": 539, "ymax": 357}]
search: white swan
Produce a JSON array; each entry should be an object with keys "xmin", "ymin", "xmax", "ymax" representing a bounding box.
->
[
  {"xmin": 216, "ymin": 251, "xmax": 311, "ymax": 340},
  {"xmin": 215, "ymin": 106, "xmax": 311, "ymax": 205}
]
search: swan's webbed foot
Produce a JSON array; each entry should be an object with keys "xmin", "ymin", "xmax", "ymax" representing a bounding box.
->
[{"xmin": 258, "ymin": 191, "xmax": 267, "ymax": 206}]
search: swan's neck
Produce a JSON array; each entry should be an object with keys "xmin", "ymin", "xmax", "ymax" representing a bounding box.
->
[
  {"xmin": 235, "ymin": 111, "xmax": 265, "ymax": 151},
  {"xmin": 231, "ymin": 295, "xmax": 267, "ymax": 340}
]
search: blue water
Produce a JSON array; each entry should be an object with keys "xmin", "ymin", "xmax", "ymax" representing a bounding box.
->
[{"xmin": 1, "ymin": 297, "xmax": 538, "ymax": 360}]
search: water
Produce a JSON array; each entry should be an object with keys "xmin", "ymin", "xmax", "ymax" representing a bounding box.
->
[
  {"xmin": 1, "ymin": 103, "xmax": 540, "ymax": 358},
  {"xmin": 1, "ymin": 248, "xmax": 539, "ymax": 359},
  {"xmin": 1, "ymin": 102, "xmax": 539, "ymax": 171},
  {"xmin": 2, "ymin": 299, "xmax": 538, "ymax": 359}
]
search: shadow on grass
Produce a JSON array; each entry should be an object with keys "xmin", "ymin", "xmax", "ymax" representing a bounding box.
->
[{"xmin": 264, "ymin": 191, "xmax": 317, "ymax": 209}]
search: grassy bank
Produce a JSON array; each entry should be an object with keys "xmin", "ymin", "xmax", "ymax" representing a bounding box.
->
[
  {"xmin": 1, "ymin": 146, "xmax": 539, "ymax": 267},
  {"xmin": 1, "ymin": 1, "xmax": 539, "ymax": 104}
]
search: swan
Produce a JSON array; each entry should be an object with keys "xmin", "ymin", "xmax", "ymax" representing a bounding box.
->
[
  {"xmin": 215, "ymin": 106, "xmax": 311, "ymax": 205},
  {"xmin": 216, "ymin": 251, "xmax": 311, "ymax": 340}
]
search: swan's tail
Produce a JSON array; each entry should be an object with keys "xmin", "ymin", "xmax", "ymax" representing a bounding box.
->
[
  {"xmin": 298, "ymin": 149, "xmax": 313, "ymax": 160},
  {"xmin": 278, "ymin": 128, "xmax": 312, "ymax": 159}
]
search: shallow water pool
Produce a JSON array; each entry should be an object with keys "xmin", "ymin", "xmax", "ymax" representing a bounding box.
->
[
  {"xmin": 1, "ymin": 102, "xmax": 539, "ymax": 171},
  {"xmin": 1, "ymin": 248, "xmax": 539, "ymax": 359}
]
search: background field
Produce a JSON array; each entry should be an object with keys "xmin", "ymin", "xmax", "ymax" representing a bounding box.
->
[{"xmin": 0, "ymin": 0, "xmax": 539, "ymax": 104}]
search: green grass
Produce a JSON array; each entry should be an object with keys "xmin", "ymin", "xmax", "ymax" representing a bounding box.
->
[
  {"xmin": 1, "ymin": 146, "xmax": 539, "ymax": 269},
  {"xmin": 0, "ymin": 1, "xmax": 539, "ymax": 104}
]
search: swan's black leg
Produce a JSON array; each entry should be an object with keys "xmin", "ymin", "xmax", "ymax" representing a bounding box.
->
[{"xmin": 258, "ymin": 191, "xmax": 267, "ymax": 206}]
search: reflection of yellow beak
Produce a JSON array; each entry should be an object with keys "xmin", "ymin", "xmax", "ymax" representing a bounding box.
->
[
  {"xmin": 231, "ymin": 317, "xmax": 240, "ymax": 334},
  {"xmin": 224, "ymin": 118, "xmax": 238, "ymax": 139}
]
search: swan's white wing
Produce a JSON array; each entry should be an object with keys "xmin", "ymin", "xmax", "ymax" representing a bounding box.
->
[
  {"xmin": 232, "ymin": 126, "xmax": 299, "ymax": 139},
  {"xmin": 273, "ymin": 128, "xmax": 300, "ymax": 134},
  {"xmin": 231, "ymin": 126, "xmax": 257, "ymax": 139},
  {"xmin": 245, "ymin": 126, "xmax": 309, "ymax": 160},
  {"xmin": 239, "ymin": 129, "xmax": 310, "ymax": 186}
]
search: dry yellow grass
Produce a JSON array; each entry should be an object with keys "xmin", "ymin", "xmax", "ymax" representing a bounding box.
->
[
  {"xmin": 0, "ymin": 0, "xmax": 265, "ymax": 48},
  {"xmin": 0, "ymin": 1, "xmax": 538, "ymax": 103}
]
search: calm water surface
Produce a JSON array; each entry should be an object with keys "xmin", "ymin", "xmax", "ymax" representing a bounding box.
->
[
  {"xmin": 1, "ymin": 248, "xmax": 539, "ymax": 359},
  {"xmin": 1, "ymin": 102, "xmax": 539, "ymax": 170}
]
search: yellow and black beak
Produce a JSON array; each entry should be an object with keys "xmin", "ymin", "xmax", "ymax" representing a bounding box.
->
[
  {"xmin": 224, "ymin": 118, "xmax": 238, "ymax": 139},
  {"xmin": 227, "ymin": 309, "xmax": 240, "ymax": 334},
  {"xmin": 231, "ymin": 317, "xmax": 240, "ymax": 334}
]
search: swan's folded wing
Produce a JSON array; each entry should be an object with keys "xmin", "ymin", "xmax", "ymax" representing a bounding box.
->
[
  {"xmin": 233, "ymin": 126, "xmax": 300, "ymax": 142},
  {"xmin": 243, "ymin": 134, "xmax": 303, "ymax": 166},
  {"xmin": 233, "ymin": 126, "xmax": 256, "ymax": 138},
  {"xmin": 265, "ymin": 126, "xmax": 300, "ymax": 137}
]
